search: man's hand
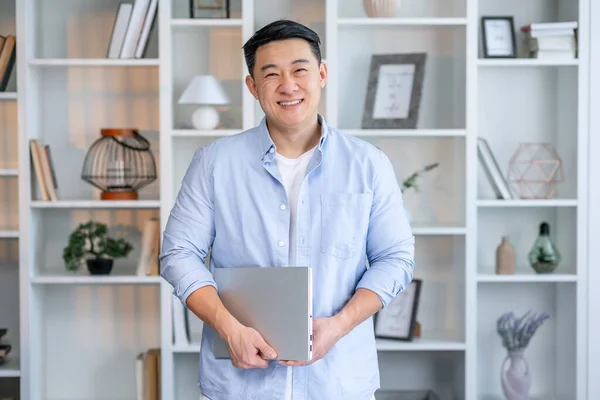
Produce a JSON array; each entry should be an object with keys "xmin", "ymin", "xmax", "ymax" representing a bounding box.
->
[
  {"xmin": 279, "ymin": 316, "xmax": 345, "ymax": 367},
  {"xmin": 225, "ymin": 324, "xmax": 278, "ymax": 369}
]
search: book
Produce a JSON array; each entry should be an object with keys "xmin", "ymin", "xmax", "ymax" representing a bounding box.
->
[{"xmin": 107, "ymin": 2, "xmax": 133, "ymax": 58}]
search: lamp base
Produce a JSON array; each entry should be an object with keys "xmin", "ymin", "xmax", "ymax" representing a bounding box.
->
[
  {"xmin": 101, "ymin": 191, "xmax": 138, "ymax": 201},
  {"xmin": 192, "ymin": 106, "xmax": 220, "ymax": 130}
]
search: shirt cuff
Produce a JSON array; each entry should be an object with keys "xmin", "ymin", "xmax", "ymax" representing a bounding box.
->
[{"xmin": 355, "ymin": 263, "xmax": 410, "ymax": 308}]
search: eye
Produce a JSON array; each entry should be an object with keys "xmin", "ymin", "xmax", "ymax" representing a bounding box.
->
[
  {"xmin": 264, "ymin": 73, "xmax": 278, "ymax": 78},
  {"xmin": 295, "ymin": 68, "xmax": 307, "ymax": 73}
]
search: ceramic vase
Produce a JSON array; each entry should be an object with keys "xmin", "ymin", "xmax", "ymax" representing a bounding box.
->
[
  {"xmin": 363, "ymin": 0, "xmax": 398, "ymax": 17},
  {"xmin": 496, "ymin": 236, "xmax": 515, "ymax": 275},
  {"xmin": 501, "ymin": 350, "xmax": 531, "ymax": 400}
]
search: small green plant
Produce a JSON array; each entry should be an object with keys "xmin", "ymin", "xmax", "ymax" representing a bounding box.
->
[
  {"xmin": 63, "ymin": 221, "xmax": 134, "ymax": 271},
  {"xmin": 402, "ymin": 162, "xmax": 439, "ymax": 193}
]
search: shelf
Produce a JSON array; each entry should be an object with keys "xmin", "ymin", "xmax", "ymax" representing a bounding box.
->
[
  {"xmin": 28, "ymin": 58, "xmax": 160, "ymax": 67},
  {"xmin": 172, "ymin": 338, "xmax": 465, "ymax": 353},
  {"xmin": 0, "ymin": 169, "xmax": 18, "ymax": 176},
  {"xmin": 337, "ymin": 17, "xmax": 467, "ymax": 26},
  {"xmin": 345, "ymin": 129, "xmax": 466, "ymax": 137},
  {"xmin": 477, "ymin": 58, "xmax": 579, "ymax": 67},
  {"xmin": 477, "ymin": 274, "xmax": 577, "ymax": 283},
  {"xmin": 0, "ymin": 358, "xmax": 20, "ymax": 377},
  {"xmin": 171, "ymin": 18, "xmax": 243, "ymax": 27},
  {"xmin": 0, "ymin": 92, "xmax": 17, "ymax": 100},
  {"xmin": 375, "ymin": 337, "xmax": 465, "ymax": 351},
  {"xmin": 0, "ymin": 230, "xmax": 18, "ymax": 239},
  {"xmin": 477, "ymin": 199, "xmax": 578, "ymax": 207},
  {"xmin": 31, "ymin": 200, "xmax": 160, "ymax": 209},
  {"xmin": 412, "ymin": 226, "xmax": 466, "ymax": 235},
  {"xmin": 31, "ymin": 270, "xmax": 161, "ymax": 285},
  {"xmin": 171, "ymin": 129, "xmax": 241, "ymax": 137}
]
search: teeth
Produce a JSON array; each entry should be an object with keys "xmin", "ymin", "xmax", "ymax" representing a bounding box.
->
[{"xmin": 279, "ymin": 99, "xmax": 302, "ymax": 106}]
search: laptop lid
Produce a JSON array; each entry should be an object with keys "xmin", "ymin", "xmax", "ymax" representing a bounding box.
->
[{"xmin": 212, "ymin": 266, "xmax": 313, "ymax": 361}]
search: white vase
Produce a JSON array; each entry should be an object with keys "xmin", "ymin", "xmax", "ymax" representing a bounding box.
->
[
  {"xmin": 363, "ymin": 0, "xmax": 398, "ymax": 17},
  {"xmin": 501, "ymin": 350, "xmax": 531, "ymax": 400}
]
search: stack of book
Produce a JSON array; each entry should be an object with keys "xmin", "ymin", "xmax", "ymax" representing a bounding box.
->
[
  {"xmin": 520, "ymin": 21, "xmax": 578, "ymax": 60},
  {"xmin": 107, "ymin": 0, "xmax": 158, "ymax": 59},
  {"xmin": 135, "ymin": 348, "xmax": 160, "ymax": 400},
  {"xmin": 0, "ymin": 35, "xmax": 15, "ymax": 91}
]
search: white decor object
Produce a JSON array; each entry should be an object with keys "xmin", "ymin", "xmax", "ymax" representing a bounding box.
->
[
  {"xmin": 178, "ymin": 75, "xmax": 230, "ymax": 130},
  {"xmin": 363, "ymin": 0, "xmax": 398, "ymax": 17}
]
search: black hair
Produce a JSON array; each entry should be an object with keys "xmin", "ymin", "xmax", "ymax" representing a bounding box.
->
[{"xmin": 242, "ymin": 19, "xmax": 322, "ymax": 77}]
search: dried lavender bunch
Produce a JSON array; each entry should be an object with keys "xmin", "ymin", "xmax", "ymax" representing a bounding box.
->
[{"xmin": 496, "ymin": 310, "xmax": 550, "ymax": 352}]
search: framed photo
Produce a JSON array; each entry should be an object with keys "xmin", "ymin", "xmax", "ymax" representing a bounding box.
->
[
  {"xmin": 361, "ymin": 53, "xmax": 427, "ymax": 130},
  {"xmin": 374, "ymin": 279, "xmax": 422, "ymax": 341},
  {"xmin": 189, "ymin": 0, "xmax": 230, "ymax": 18},
  {"xmin": 481, "ymin": 16, "xmax": 517, "ymax": 58}
]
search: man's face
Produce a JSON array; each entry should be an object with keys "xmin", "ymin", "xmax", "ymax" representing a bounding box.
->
[{"xmin": 245, "ymin": 38, "xmax": 327, "ymax": 130}]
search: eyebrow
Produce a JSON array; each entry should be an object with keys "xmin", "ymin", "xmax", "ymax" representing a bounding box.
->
[{"xmin": 260, "ymin": 59, "xmax": 310, "ymax": 72}]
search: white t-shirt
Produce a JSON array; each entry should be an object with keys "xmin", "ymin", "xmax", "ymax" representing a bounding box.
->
[{"xmin": 274, "ymin": 145, "xmax": 317, "ymax": 399}]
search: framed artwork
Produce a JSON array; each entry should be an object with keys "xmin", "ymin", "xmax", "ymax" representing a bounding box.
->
[
  {"xmin": 374, "ymin": 279, "xmax": 422, "ymax": 341},
  {"xmin": 361, "ymin": 53, "xmax": 427, "ymax": 129},
  {"xmin": 481, "ymin": 16, "xmax": 517, "ymax": 58},
  {"xmin": 189, "ymin": 0, "xmax": 230, "ymax": 18}
]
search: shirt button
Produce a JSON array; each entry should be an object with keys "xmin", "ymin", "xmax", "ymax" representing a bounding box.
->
[
  {"xmin": 278, "ymin": 241, "xmax": 285, "ymax": 247},
  {"xmin": 280, "ymin": 204, "xmax": 286, "ymax": 211},
  {"xmin": 269, "ymin": 148, "xmax": 274, "ymax": 153}
]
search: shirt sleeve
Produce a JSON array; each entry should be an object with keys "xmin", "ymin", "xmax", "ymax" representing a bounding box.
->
[
  {"xmin": 356, "ymin": 148, "xmax": 416, "ymax": 309},
  {"xmin": 160, "ymin": 145, "xmax": 217, "ymax": 307}
]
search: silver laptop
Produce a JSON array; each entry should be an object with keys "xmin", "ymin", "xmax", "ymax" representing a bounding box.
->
[{"xmin": 212, "ymin": 266, "xmax": 313, "ymax": 361}]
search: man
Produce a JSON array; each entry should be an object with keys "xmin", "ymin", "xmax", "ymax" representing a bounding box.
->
[{"xmin": 160, "ymin": 19, "xmax": 415, "ymax": 400}]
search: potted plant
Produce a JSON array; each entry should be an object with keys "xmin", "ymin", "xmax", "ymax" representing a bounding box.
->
[{"xmin": 62, "ymin": 221, "xmax": 134, "ymax": 275}]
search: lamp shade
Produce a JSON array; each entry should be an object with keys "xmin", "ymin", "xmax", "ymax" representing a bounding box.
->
[
  {"xmin": 178, "ymin": 75, "xmax": 230, "ymax": 105},
  {"xmin": 81, "ymin": 128, "xmax": 157, "ymax": 200}
]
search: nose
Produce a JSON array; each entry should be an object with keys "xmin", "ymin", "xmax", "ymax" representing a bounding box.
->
[{"xmin": 278, "ymin": 74, "xmax": 298, "ymax": 95}]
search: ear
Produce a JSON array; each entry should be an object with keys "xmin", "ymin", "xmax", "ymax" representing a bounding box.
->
[
  {"xmin": 245, "ymin": 75, "xmax": 259, "ymax": 100},
  {"xmin": 319, "ymin": 61, "xmax": 328, "ymax": 88}
]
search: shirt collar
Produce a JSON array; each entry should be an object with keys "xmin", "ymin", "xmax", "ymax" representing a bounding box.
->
[{"xmin": 258, "ymin": 113, "xmax": 330, "ymax": 161}]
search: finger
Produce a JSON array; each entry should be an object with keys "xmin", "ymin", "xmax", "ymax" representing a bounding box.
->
[
  {"xmin": 256, "ymin": 339, "xmax": 278, "ymax": 360},
  {"xmin": 279, "ymin": 360, "xmax": 308, "ymax": 367}
]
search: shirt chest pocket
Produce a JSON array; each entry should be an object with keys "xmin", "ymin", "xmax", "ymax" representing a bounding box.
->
[{"xmin": 320, "ymin": 193, "xmax": 373, "ymax": 260}]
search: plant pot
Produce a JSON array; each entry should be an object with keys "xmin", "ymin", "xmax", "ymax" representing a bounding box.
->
[{"xmin": 86, "ymin": 258, "xmax": 113, "ymax": 275}]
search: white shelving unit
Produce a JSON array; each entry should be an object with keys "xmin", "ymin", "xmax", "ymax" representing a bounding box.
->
[
  {"xmin": 0, "ymin": 0, "xmax": 20, "ymax": 398},
  {"xmin": 7, "ymin": 0, "xmax": 594, "ymax": 399}
]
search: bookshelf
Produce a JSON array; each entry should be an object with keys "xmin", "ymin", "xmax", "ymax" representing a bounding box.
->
[
  {"xmin": 0, "ymin": 0, "xmax": 19, "ymax": 399},
  {"xmin": 7, "ymin": 0, "xmax": 596, "ymax": 399}
]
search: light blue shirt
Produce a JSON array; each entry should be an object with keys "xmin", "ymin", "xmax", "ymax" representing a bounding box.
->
[{"xmin": 160, "ymin": 114, "xmax": 415, "ymax": 400}]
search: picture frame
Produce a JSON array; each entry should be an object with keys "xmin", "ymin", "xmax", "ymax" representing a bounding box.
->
[
  {"xmin": 374, "ymin": 279, "xmax": 422, "ymax": 341},
  {"xmin": 481, "ymin": 16, "xmax": 517, "ymax": 58},
  {"xmin": 361, "ymin": 53, "xmax": 427, "ymax": 130},
  {"xmin": 189, "ymin": 0, "xmax": 230, "ymax": 19}
]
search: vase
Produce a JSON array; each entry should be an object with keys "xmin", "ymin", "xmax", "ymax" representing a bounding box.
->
[
  {"xmin": 87, "ymin": 258, "xmax": 113, "ymax": 275},
  {"xmin": 501, "ymin": 349, "xmax": 531, "ymax": 400},
  {"xmin": 528, "ymin": 222, "xmax": 561, "ymax": 273},
  {"xmin": 496, "ymin": 236, "xmax": 515, "ymax": 275},
  {"xmin": 363, "ymin": 0, "xmax": 398, "ymax": 17}
]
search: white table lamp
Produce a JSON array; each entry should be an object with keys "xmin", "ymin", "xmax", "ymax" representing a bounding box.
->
[{"xmin": 178, "ymin": 75, "xmax": 230, "ymax": 130}]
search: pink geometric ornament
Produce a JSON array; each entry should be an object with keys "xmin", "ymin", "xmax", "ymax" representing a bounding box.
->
[{"xmin": 506, "ymin": 143, "xmax": 563, "ymax": 199}]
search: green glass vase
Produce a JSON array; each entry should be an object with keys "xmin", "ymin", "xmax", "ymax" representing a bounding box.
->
[{"xmin": 528, "ymin": 222, "xmax": 561, "ymax": 274}]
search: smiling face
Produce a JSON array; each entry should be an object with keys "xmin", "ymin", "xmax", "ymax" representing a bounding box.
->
[{"xmin": 245, "ymin": 38, "xmax": 327, "ymax": 132}]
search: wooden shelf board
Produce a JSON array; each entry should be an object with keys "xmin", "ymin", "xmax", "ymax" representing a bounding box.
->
[
  {"xmin": 337, "ymin": 17, "xmax": 467, "ymax": 26},
  {"xmin": 345, "ymin": 129, "xmax": 466, "ymax": 137},
  {"xmin": 29, "ymin": 58, "xmax": 160, "ymax": 67},
  {"xmin": 171, "ymin": 18, "xmax": 243, "ymax": 27},
  {"xmin": 478, "ymin": 58, "xmax": 579, "ymax": 67},
  {"xmin": 477, "ymin": 199, "xmax": 577, "ymax": 207},
  {"xmin": 31, "ymin": 200, "xmax": 160, "ymax": 209}
]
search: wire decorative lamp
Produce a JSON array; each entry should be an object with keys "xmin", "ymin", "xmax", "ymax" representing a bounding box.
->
[{"xmin": 81, "ymin": 128, "xmax": 157, "ymax": 200}]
